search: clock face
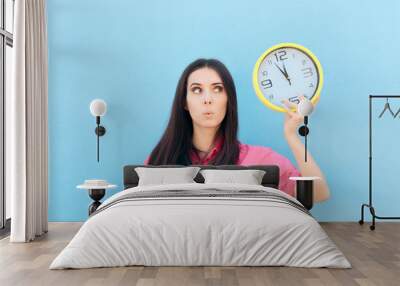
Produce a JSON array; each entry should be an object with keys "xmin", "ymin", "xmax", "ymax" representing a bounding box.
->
[{"xmin": 255, "ymin": 46, "xmax": 321, "ymax": 110}]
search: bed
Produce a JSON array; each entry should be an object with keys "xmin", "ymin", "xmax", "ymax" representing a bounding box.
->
[{"xmin": 49, "ymin": 165, "xmax": 351, "ymax": 269}]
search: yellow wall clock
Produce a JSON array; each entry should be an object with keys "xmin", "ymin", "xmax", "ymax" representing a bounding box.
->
[{"xmin": 252, "ymin": 43, "xmax": 323, "ymax": 112}]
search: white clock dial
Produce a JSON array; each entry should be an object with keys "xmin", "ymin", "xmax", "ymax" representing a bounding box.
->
[{"xmin": 257, "ymin": 47, "xmax": 319, "ymax": 107}]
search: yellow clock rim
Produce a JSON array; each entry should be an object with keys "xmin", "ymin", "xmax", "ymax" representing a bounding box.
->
[{"xmin": 252, "ymin": 42, "xmax": 324, "ymax": 113}]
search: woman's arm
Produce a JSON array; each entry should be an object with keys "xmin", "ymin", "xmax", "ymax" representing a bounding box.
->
[{"xmin": 282, "ymin": 97, "xmax": 330, "ymax": 203}]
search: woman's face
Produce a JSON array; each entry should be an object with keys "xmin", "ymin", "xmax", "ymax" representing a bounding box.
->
[{"xmin": 185, "ymin": 67, "xmax": 228, "ymax": 129}]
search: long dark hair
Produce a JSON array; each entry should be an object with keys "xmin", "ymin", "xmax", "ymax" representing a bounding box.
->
[{"xmin": 148, "ymin": 58, "xmax": 240, "ymax": 165}]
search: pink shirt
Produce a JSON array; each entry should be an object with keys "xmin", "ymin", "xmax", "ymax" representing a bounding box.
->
[{"xmin": 144, "ymin": 135, "xmax": 301, "ymax": 197}]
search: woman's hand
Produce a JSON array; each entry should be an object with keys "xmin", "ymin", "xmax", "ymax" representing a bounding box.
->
[{"xmin": 281, "ymin": 95, "xmax": 310, "ymax": 138}]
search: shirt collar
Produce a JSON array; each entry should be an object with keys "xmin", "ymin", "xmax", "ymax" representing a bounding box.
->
[{"xmin": 189, "ymin": 133, "xmax": 224, "ymax": 164}]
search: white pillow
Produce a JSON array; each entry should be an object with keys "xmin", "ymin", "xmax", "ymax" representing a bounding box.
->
[
  {"xmin": 200, "ymin": 169, "xmax": 266, "ymax": 185},
  {"xmin": 135, "ymin": 167, "xmax": 201, "ymax": 186}
]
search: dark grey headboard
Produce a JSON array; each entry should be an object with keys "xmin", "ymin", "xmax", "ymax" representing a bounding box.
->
[{"xmin": 123, "ymin": 165, "xmax": 280, "ymax": 189}]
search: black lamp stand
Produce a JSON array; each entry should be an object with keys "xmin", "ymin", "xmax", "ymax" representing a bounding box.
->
[
  {"xmin": 95, "ymin": 116, "xmax": 106, "ymax": 162},
  {"xmin": 298, "ymin": 115, "xmax": 309, "ymax": 162}
]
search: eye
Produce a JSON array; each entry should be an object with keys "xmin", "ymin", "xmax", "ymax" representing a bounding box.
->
[
  {"xmin": 214, "ymin": 85, "xmax": 224, "ymax": 93},
  {"xmin": 191, "ymin": 87, "xmax": 202, "ymax": 94}
]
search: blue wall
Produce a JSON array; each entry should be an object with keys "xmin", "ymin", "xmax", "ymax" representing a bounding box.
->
[{"xmin": 47, "ymin": 0, "xmax": 400, "ymax": 221}]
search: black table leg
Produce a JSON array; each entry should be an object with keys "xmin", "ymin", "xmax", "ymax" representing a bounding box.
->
[
  {"xmin": 296, "ymin": 180, "xmax": 314, "ymax": 210},
  {"xmin": 88, "ymin": 189, "xmax": 105, "ymax": 216}
]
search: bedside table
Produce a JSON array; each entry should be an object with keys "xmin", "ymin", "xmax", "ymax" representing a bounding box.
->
[{"xmin": 77, "ymin": 180, "xmax": 117, "ymax": 216}]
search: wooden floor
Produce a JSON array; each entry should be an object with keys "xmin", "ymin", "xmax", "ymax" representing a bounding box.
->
[{"xmin": 0, "ymin": 222, "xmax": 399, "ymax": 286}]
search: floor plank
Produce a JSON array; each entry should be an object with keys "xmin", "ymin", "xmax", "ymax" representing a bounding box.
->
[{"xmin": 0, "ymin": 222, "xmax": 399, "ymax": 286}]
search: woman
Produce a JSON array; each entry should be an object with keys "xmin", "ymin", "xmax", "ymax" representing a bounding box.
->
[{"xmin": 144, "ymin": 58, "xmax": 330, "ymax": 202}]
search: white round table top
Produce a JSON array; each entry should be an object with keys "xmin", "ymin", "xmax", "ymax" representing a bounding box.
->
[
  {"xmin": 289, "ymin": 176, "xmax": 321, "ymax": 181},
  {"xmin": 77, "ymin": 184, "xmax": 117, "ymax": 190}
]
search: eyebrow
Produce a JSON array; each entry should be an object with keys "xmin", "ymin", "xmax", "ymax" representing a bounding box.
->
[{"xmin": 190, "ymin": 82, "xmax": 224, "ymax": 87}]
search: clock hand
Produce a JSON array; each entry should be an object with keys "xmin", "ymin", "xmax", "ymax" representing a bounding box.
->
[
  {"xmin": 274, "ymin": 63, "xmax": 291, "ymax": 85},
  {"xmin": 282, "ymin": 62, "xmax": 291, "ymax": 85},
  {"xmin": 274, "ymin": 63, "xmax": 286, "ymax": 76}
]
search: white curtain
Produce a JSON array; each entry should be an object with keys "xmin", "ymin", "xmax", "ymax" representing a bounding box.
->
[{"xmin": 8, "ymin": 0, "xmax": 48, "ymax": 242}]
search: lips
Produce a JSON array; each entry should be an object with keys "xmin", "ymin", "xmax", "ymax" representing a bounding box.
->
[{"xmin": 203, "ymin": 111, "xmax": 214, "ymax": 115}]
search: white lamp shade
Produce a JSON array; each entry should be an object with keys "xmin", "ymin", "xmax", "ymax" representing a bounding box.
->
[
  {"xmin": 90, "ymin": 99, "xmax": 107, "ymax": 117},
  {"xmin": 297, "ymin": 97, "xmax": 314, "ymax": 116}
]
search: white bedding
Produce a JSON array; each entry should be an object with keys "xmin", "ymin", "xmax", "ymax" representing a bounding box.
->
[{"xmin": 49, "ymin": 183, "xmax": 351, "ymax": 269}]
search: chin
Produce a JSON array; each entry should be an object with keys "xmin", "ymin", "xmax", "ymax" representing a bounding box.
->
[
  {"xmin": 196, "ymin": 120, "xmax": 222, "ymax": 129},
  {"xmin": 198, "ymin": 124, "xmax": 219, "ymax": 129}
]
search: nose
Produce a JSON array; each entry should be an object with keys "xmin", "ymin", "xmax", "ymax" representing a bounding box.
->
[{"xmin": 203, "ymin": 91, "xmax": 212, "ymax": 105}]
